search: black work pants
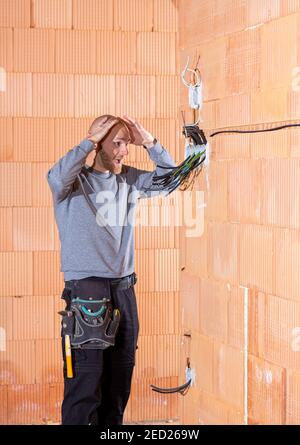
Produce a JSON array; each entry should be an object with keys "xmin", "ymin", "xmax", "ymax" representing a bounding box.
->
[{"xmin": 60, "ymin": 275, "xmax": 139, "ymax": 426}]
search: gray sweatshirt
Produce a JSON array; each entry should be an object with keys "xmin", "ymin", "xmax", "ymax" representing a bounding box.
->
[{"xmin": 46, "ymin": 138, "xmax": 176, "ymax": 281}]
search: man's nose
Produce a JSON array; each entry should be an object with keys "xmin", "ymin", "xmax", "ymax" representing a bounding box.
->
[{"xmin": 119, "ymin": 143, "xmax": 129, "ymax": 156}]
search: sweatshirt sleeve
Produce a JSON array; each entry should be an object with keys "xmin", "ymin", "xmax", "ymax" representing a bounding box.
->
[
  {"xmin": 46, "ymin": 138, "xmax": 95, "ymax": 203},
  {"xmin": 132, "ymin": 139, "xmax": 177, "ymax": 199}
]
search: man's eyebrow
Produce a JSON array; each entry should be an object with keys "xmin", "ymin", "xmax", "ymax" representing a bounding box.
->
[{"xmin": 114, "ymin": 137, "xmax": 131, "ymax": 142}]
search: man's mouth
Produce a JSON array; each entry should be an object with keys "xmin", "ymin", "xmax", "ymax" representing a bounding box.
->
[{"xmin": 114, "ymin": 159, "xmax": 123, "ymax": 165}]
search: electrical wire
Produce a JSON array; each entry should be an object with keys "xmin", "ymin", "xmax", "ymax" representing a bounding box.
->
[{"xmin": 147, "ymin": 122, "xmax": 300, "ymax": 196}]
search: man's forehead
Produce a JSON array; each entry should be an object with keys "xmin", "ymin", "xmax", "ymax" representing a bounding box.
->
[{"xmin": 113, "ymin": 126, "xmax": 131, "ymax": 141}]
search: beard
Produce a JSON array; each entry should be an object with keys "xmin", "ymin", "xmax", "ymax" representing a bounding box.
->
[{"xmin": 97, "ymin": 150, "xmax": 122, "ymax": 175}]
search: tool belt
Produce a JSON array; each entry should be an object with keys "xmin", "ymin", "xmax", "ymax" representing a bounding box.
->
[{"xmin": 59, "ymin": 272, "xmax": 137, "ymax": 350}]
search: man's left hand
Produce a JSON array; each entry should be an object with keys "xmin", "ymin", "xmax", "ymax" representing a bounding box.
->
[{"xmin": 121, "ymin": 115, "xmax": 154, "ymax": 146}]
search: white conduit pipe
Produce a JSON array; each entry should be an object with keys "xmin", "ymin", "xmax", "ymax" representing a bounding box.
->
[{"xmin": 240, "ymin": 285, "xmax": 249, "ymax": 425}]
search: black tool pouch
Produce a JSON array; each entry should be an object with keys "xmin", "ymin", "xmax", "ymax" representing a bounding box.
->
[{"xmin": 59, "ymin": 285, "xmax": 120, "ymax": 350}]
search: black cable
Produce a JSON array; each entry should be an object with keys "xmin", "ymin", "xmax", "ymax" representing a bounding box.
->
[{"xmin": 210, "ymin": 123, "xmax": 300, "ymax": 137}]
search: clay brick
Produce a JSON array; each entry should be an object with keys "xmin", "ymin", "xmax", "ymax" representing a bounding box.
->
[
  {"xmin": 261, "ymin": 14, "xmax": 298, "ymax": 90},
  {"xmin": 247, "ymin": 0, "xmax": 280, "ymax": 25},
  {"xmin": 0, "ymin": 163, "xmax": 32, "ymax": 207},
  {"xmin": 210, "ymin": 133, "xmax": 250, "ymax": 160},
  {"xmin": 0, "ymin": 28, "xmax": 13, "ymax": 72},
  {"xmin": 208, "ymin": 222, "xmax": 238, "ymax": 283},
  {"xmin": 154, "ymin": 249, "xmax": 179, "ymax": 292},
  {"xmin": 225, "ymin": 28, "xmax": 260, "ymax": 95},
  {"xmin": 0, "ymin": 252, "xmax": 33, "ymax": 297},
  {"xmin": 239, "ymin": 224, "xmax": 273, "ymax": 293},
  {"xmin": 134, "ymin": 335, "xmax": 158, "ymax": 380},
  {"xmin": 0, "ymin": 118, "xmax": 13, "ymax": 161},
  {"xmin": 0, "ymin": 73, "xmax": 32, "ymax": 117},
  {"xmin": 153, "ymin": 0, "xmax": 178, "ymax": 32},
  {"xmin": 134, "ymin": 335, "xmax": 180, "ymax": 380},
  {"xmin": 7, "ymin": 383, "xmax": 48, "ymax": 424},
  {"xmin": 73, "ymin": 0, "xmax": 113, "ymax": 30},
  {"xmin": 12, "ymin": 295, "xmax": 54, "ymax": 340},
  {"xmin": 192, "ymin": 333, "xmax": 214, "ymax": 393},
  {"xmin": 14, "ymin": 29, "xmax": 55, "ymax": 73},
  {"xmin": 228, "ymin": 287, "xmax": 263, "ymax": 357},
  {"xmin": 13, "ymin": 118, "xmax": 55, "ymax": 162},
  {"xmin": 251, "ymin": 88, "xmax": 288, "ymax": 124},
  {"xmin": 115, "ymin": 75, "xmax": 155, "ymax": 119},
  {"xmin": 248, "ymin": 355, "xmax": 285, "ymax": 424},
  {"xmin": 180, "ymin": 270, "xmax": 200, "ymax": 331},
  {"xmin": 184, "ymin": 221, "xmax": 208, "ymax": 278},
  {"xmin": 94, "ymin": 30, "xmax": 137, "ymax": 75},
  {"xmin": 55, "ymin": 30, "xmax": 97, "ymax": 74},
  {"xmin": 135, "ymin": 249, "xmax": 156, "ymax": 293},
  {"xmin": 35, "ymin": 339, "xmax": 62, "ymax": 384},
  {"xmin": 137, "ymin": 32, "xmax": 176, "ymax": 75},
  {"xmin": 200, "ymin": 278, "xmax": 229, "ymax": 342},
  {"xmin": 0, "ymin": 0, "xmax": 30, "ymax": 27},
  {"xmin": 74, "ymin": 74, "xmax": 115, "ymax": 118},
  {"xmin": 287, "ymin": 89, "xmax": 300, "ymax": 121},
  {"xmin": 32, "ymin": 163, "xmax": 53, "ymax": 207},
  {"xmin": 32, "ymin": 74, "xmax": 74, "ymax": 118},
  {"xmin": 33, "ymin": 251, "xmax": 64, "ymax": 296},
  {"xmin": 274, "ymin": 228, "xmax": 300, "ymax": 301},
  {"xmin": 12, "ymin": 207, "xmax": 55, "ymax": 251},
  {"xmin": 228, "ymin": 159, "xmax": 261, "ymax": 224},
  {"xmin": 261, "ymin": 159, "xmax": 300, "ymax": 229},
  {"xmin": 215, "ymin": 342, "xmax": 244, "ymax": 410},
  {"xmin": 263, "ymin": 293, "xmax": 300, "ymax": 370},
  {"xmin": 227, "ymin": 285, "xmax": 245, "ymax": 350},
  {"xmin": 0, "ymin": 207, "xmax": 13, "ymax": 251},
  {"xmin": 179, "ymin": 0, "xmax": 214, "ymax": 47},
  {"xmin": 0, "ymin": 296, "xmax": 13, "ymax": 342},
  {"xmin": 281, "ymin": 0, "xmax": 300, "ymax": 15},
  {"xmin": 213, "ymin": 0, "xmax": 246, "ymax": 37},
  {"xmin": 54, "ymin": 117, "xmax": 91, "ymax": 159},
  {"xmin": 0, "ymin": 386, "xmax": 8, "ymax": 424},
  {"xmin": 155, "ymin": 75, "xmax": 179, "ymax": 118},
  {"xmin": 286, "ymin": 370, "xmax": 300, "ymax": 424},
  {"xmin": 250, "ymin": 128, "xmax": 290, "ymax": 159},
  {"xmin": 197, "ymin": 391, "xmax": 231, "ymax": 425},
  {"xmin": 204, "ymin": 160, "xmax": 228, "ymax": 221},
  {"xmin": 216, "ymin": 93, "xmax": 251, "ymax": 128},
  {"xmin": 32, "ymin": 0, "xmax": 72, "ymax": 29},
  {"xmin": 114, "ymin": 0, "xmax": 153, "ymax": 31},
  {"xmin": 47, "ymin": 383, "xmax": 63, "ymax": 423},
  {"xmin": 134, "ymin": 225, "xmax": 179, "ymax": 249},
  {"xmin": 201, "ymin": 100, "xmax": 216, "ymax": 130},
  {"xmin": 2, "ymin": 340, "xmax": 36, "ymax": 385},
  {"xmin": 137, "ymin": 291, "xmax": 180, "ymax": 335}
]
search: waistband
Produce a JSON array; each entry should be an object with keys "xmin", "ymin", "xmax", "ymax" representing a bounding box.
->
[{"xmin": 65, "ymin": 272, "xmax": 137, "ymax": 292}]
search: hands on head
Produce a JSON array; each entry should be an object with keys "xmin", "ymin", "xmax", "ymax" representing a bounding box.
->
[{"xmin": 87, "ymin": 115, "xmax": 154, "ymax": 147}]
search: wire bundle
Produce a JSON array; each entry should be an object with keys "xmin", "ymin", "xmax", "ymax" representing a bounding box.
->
[{"xmin": 149, "ymin": 125, "xmax": 207, "ymax": 195}]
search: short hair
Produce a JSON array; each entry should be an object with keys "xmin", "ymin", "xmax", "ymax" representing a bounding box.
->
[{"xmin": 89, "ymin": 114, "xmax": 131, "ymax": 142}]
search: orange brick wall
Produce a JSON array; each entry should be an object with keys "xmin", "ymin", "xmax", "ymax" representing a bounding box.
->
[
  {"xmin": 2, "ymin": 0, "xmax": 300, "ymax": 426},
  {"xmin": 0, "ymin": 0, "xmax": 181, "ymax": 424},
  {"xmin": 179, "ymin": 0, "xmax": 300, "ymax": 424}
]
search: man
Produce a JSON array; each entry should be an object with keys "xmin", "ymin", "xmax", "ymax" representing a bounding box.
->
[{"xmin": 46, "ymin": 115, "xmax": 176, "ymax": 426}]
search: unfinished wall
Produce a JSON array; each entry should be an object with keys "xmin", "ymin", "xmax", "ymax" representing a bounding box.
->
[
  {"xmin": 0, "ymin": 0, "xmax": 181, "ymax": 424},
  {"xmin": 178, "ymin": 0, "xmax": 300, "ymax": 424}
]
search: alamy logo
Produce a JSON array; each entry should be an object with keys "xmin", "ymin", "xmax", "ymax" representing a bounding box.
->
[{"xmin": 94, "ymin": 183, "xmax": 205, "ymax": 237}]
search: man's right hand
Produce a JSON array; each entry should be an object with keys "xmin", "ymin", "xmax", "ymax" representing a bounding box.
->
[{"xmin": 86, "ymin": 116, "xmax": 120, "ymax": 145}]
